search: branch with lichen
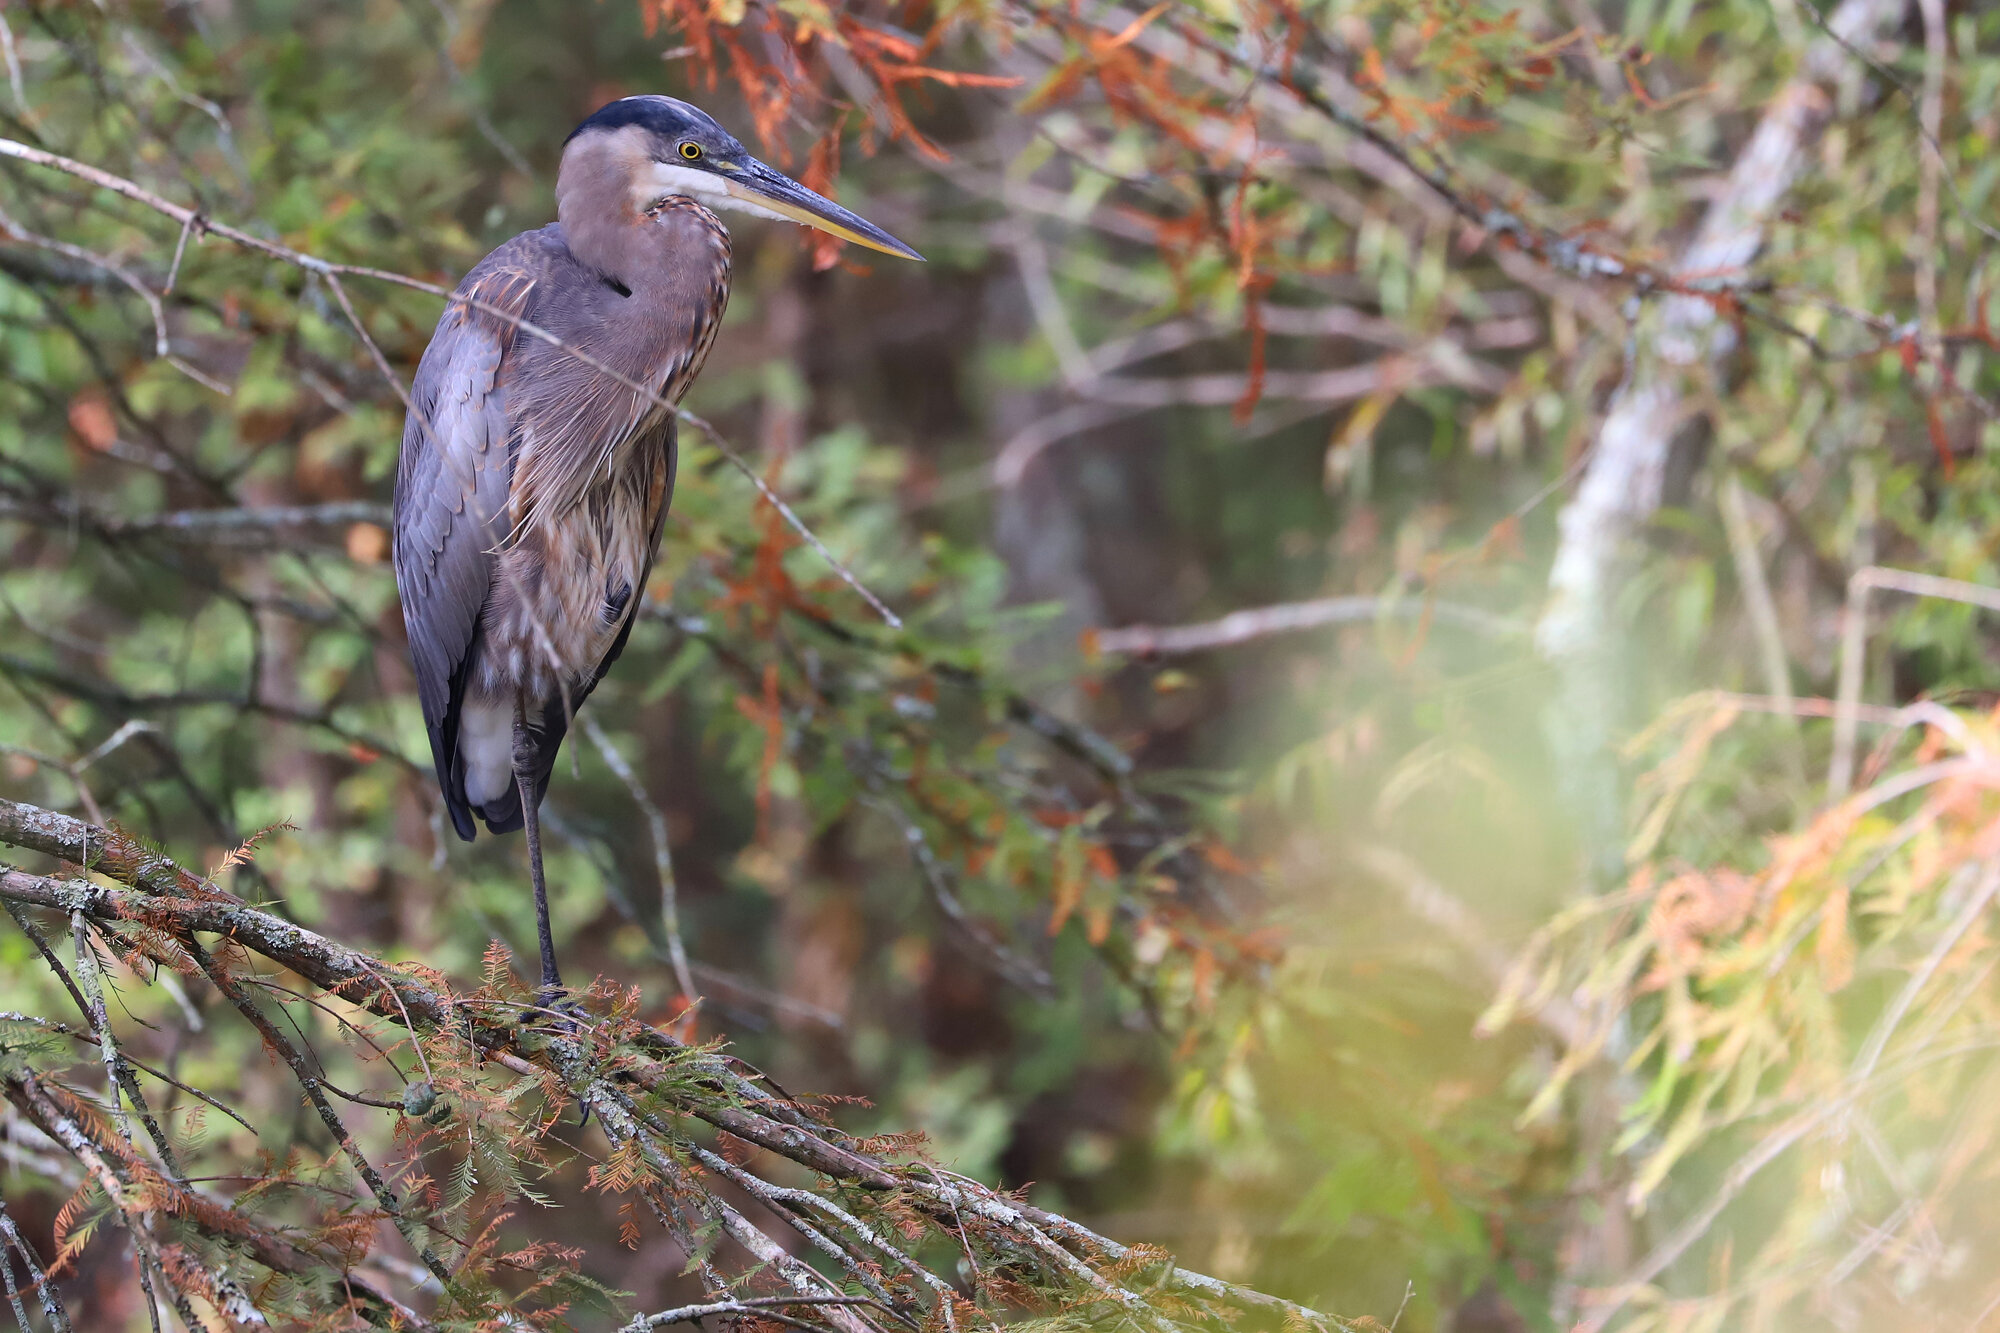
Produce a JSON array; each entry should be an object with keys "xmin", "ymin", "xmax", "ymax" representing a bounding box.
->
[{"xmin": 0, "ymin": 796, "xmax": 1348, "ymax": 1332}]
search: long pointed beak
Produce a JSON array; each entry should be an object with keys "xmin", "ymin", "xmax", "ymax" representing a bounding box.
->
[{"xmin": 724, "ymin": 160, "xmax": 925, "ymax": 262}]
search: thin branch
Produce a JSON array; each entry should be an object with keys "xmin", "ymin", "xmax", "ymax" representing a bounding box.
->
[
  {"xmin": 0, "ymin": 1193, "xmax": 71, "ymax": 1333},
  {"xmin": 66, "ymin": 914, "xmax": 190, "ymax": 1192},
  {"xmin": 1829, "ymin": 566, "xmax": 2000, "ymax": 798},
  {"xmin": 1095, "ymin": 593, "xmax": 1524, "ymax": 656},
  {"xmin": 581, "ymin": 714, "xmax": 698, "ymax": 1017},
  {"xmin": 0, "ymin": 650, "xmax": 414, "ymax": 771},
  {"xmin": 184, "ymin": 937, "xmax": 459, "ymax": 1292},
  {"xmin": 991, "ymin": 351, "xmax": 1508, "ymax": 487},
  {"xmin": 867, "ymin": 793, "xmax": 1053, "ymax": 996},
  {"xmin": 6, "ymin": 1066, "xmax": 205, "ymax": 1332},
  {"xmin": 0, "ymin": 1213, "xmax": 32, "ymax": 1333},
  {"xmin": 1913, "ymin": 0, "xmax": 1947, "ymax": 339},
  {"xmin": 1349, "ymin": 845, "xmax": 1585, "ymax": 1047},
  {"xmin": 0, "ymin": 9, "xmax": 26, "ymax": 121},
  {"xmin": 780, "ymin": 606, "xmax": 1136, "ymax": 781},
  {"xmin": 4, "ymin": 1063, "xmax": 427, "ymax": 1331},
  {"xmin": 689, "ymin": 1144, "xmax": 916, "ymax": 1325},
  {"xmin": 623, "ymin": 1295, "xmax": 887, "ymax": 1333},
  {"xmin": 0, "ymin": 201, "xmax": 229, "ymax": 394},
  {"xmin": 1718, "ymin": 474, "xmax": 1804, "ymax": 787},
  {"xmin": 0, "ymin": 1009, "xmax": 253, "ymax": 1132},
  {"xmin": 0, "ymin": 498, "xmax": 392, "ymax": 545},
  {"xmin": 160, "ymin": 210, "xmax": 200, "ymax": 296}
]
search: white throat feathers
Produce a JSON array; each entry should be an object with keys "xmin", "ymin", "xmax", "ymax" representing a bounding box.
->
[{"xmin": 637, "ymin": 162, "xmax": 789, "ymax": 223}]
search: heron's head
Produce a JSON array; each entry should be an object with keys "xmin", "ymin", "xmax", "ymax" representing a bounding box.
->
[{"xmin": 561, "ymin": 96, "xmax": 922, "ymax": 261}]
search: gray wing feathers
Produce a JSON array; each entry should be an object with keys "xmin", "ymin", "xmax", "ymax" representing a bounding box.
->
[
  {"xmin": 393, "ymin": 253, "xmax": 538, "ymax": 839},
  {"xmin": 393, "ymin": 220, "xmax": 701, "ymax": 840}
]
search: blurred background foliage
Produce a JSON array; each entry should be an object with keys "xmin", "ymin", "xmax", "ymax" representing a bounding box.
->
[{"xmin": 5, "ymin": 0, "xmax": 2000, "ymax": 1327}]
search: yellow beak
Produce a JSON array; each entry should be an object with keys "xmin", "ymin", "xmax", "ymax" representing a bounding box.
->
[{"xmin": 724, "ymin": 162, "xmax": 925, "ymax": 262}]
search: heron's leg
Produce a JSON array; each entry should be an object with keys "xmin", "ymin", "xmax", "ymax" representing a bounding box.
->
[{"xmin": 513, "ymin": 704, "xmax": 563, "ymax": 1000}]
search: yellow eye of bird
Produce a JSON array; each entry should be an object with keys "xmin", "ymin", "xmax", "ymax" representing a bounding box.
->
[{"xmin": 679, "ymin": 142, "xmax": 702, "ymax": 161}]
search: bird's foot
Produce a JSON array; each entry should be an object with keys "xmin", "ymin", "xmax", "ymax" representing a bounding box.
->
[
  {"xmin": 533, "ymin": 983, "xmax": 586, "ymax": 1029},
  {"xmin": 531, "ymin": 985, "xmax": 594, "ymax": 1127}
]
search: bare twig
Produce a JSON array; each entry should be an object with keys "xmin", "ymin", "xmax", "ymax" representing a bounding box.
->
[
  {"xmin": 581, "ymin": 713, "xmax": 699, "ymax": 1016},
  {"xmin": 0, "ymin": 201, "xmax": 230, "ymax": 394},
  {"xmin": 0, "ymin": 8, "xmax": 26, "ymax": 122},
  {"xmin": 0, "ymin": 1193, "xmax": 72, "ymax": 1333},
  {"xmin": 12, "ymin": 499, "xmax": 389, "ymax": 543},
  {"xmin": 991, "ymin": 349, "xmax": 1508, "ymax": 487},
  {"xmin": 1718, "ymin": 474, "xmax": 1804, "ymax": 786},
  {"xmin": 185, "ymin": 936, "xmax": 459, "ymax": 1292},
  {"xmin": 0, "ymin": 1008, "xmax": 253, "ymax": 1131},
  {"xmin": 868, "ymin": 793, "xmax": 1053, "ymax": 996},
  {"xmin": 1349, "ymin": 844, "xmax": 1585, "ymax": 1047},
  {"xmin": 0, "ymin": 650, "xmax": 413, "ymax": 769},
  {"xmin": 1829, "ymin": 567, "xmax": 2000, "ymax": 798},
  {"xmin": 161, "ymin": 210, "xmax": 201, "ymax": 296},
  {"xmin": 1095, "ymin": 593, "xmax": 1524, "ymax": 656},
  {"xmin": 1914, "ymin": 0, "xmax": 1947, "ymax": 337},
  {"xmin": 624, "ymin": 1296, "xmax": 888, "ymax": 1333}
]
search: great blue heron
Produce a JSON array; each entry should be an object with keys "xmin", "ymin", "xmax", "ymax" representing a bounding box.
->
[{"xmin": 393, "ymin": 96, "xmax": 921, "ymax": 1001}]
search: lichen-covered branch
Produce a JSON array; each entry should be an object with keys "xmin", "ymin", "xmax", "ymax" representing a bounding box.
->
[{"xmin": 0, "ymin": 797, "xmax": 1347, "ymax": 1332}]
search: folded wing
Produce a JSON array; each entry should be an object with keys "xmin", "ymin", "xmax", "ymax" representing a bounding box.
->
[{"xmin": 392, "ymin": 251, "xmax": 539, "ymax": 841}]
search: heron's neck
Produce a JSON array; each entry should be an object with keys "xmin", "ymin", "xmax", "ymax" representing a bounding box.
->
[
  {"xmin": 557, "ymin": 195, "xmax": 645, "ymax": 288},
  {"xmin": 555, "ymin": 140, "xmax": 659, "ymax": 287}
]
